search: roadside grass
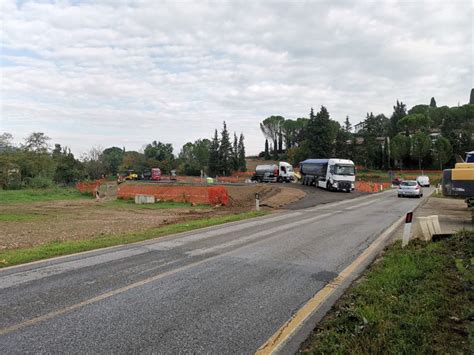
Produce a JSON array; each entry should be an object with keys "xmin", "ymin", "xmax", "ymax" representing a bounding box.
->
[
  {"xmin": 0, "ymin": 213, "xmax": 44, "ymax": 222},
  {"xmin": 0, "ymin": 210, "xmax": 267, "ymax": 268},
  {"xmin": 0, "ymin": 188, "xmax": 89, "ymax": 204},
  {"xmin": 106, "ymin": 199, "xmax": 210, "ymax": 210},
  {"xmin": 300, "ymin": 230, "xmax": 473, "ymax": 354}
]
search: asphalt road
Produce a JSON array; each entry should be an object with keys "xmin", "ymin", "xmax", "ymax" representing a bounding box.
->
[
  {"xmin": 0, "ymin": 189, "xmax": 430, "ymax": 354},
  {"xmin": 284, "ymin": 183, "xmax": 367, "ymax": 209}
]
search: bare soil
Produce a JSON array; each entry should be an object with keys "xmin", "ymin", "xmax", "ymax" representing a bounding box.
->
[
  {"xmin": 0, "ymin": 184, "xmax": 305, "ymax": 250},
  {"xmin": 226, "ymin": 184, "xmax": 306, "ymax": 208},
  {"xmin": 0, "ymin": 200, "xmax": 221, "ymax": 250}
]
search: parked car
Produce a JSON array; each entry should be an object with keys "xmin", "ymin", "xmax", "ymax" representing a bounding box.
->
[
  {"xmin": 416, "ymin": 175, "xmax": 430, "ymax": 187},
  {"xmin": 397, "ymin": 180, "xmax": 423, "ymax": 198}
]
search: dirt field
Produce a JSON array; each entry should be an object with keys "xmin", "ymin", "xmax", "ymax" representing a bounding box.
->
[{"xmin": 0, "ymin": 184, "xmax": 305, "ymax": 250}]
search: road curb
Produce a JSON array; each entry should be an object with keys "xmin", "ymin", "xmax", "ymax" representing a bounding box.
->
[{"xmin": 256, "ymin": 190, "xmax": 433, "ymax": 355}]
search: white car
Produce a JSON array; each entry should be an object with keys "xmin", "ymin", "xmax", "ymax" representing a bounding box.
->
[
  {"xmin": 416, "ymin": 175, "xmax": 430, "ymax": 187},
  {"xmin": 398, "ymin": 180, "xmax": 423, "ymax": 198}
]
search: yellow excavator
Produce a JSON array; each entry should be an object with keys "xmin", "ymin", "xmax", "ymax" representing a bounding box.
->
[
  {"xmin": 442, "ymin": 153, "xmax": 474, "ymax": 207},
  {"xmin": 124, "ymin": 170, "xmax": 138, "ymax": 181}
]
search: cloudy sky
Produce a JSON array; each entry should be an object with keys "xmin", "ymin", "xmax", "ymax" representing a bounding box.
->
[{"xmin": 1, "ymin": 0, "xmax": 472, "ymax": 157}]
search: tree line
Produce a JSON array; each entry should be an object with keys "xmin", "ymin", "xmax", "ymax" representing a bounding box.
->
[
  {"xmin": 0, "ymin": 122, "xmax": 246, "ymax": 189},
  {"xmin": 259, "ymin": 91, "xmax": 474, "ymax": 170}
]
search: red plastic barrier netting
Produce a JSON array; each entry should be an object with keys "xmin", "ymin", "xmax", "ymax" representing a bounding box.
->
[
  {"xmin": 208, "ymin": 186, "xmax": 229, "ymax": 205},
  {"xmin": 76, "ymin": 180, "xmax": 104, "ymax": 194},
  {"xmin": 117, "ymin": 185, "xmax": 229, "ymax": 205},
  {"xmin": 355, "ymin": 181, "xmax": 392, "ymax": 193}
]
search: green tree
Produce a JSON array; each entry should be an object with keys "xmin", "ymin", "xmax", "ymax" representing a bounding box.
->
[
  {"xmin": 23, "ymin": 132, "xmax": 50, "ymax": 153},
  {"xmin": 282, "ymin": 120, "xmax": 297, "ymax": 149},
  {"xmin": 389, "ymin": 100, "xmax": 407, "ymax": 137},
  {"xmin": 0, "ymin": 133, "xmax": 14, "ymax": 150},
  {"xmin": 102, "ymin": 147, "xmax": 124, "ymax": 175},
  {"xmin": 397, "ymin": 114, "xmax": 431, "ymax": 134},
  {"xmin": 469, "ymin": 88, "xmax": 473, "ymax": 104},
  {"xmin": 260, "ymin": 116, "xmax": 285, "ymax": 156},
  {"xmin": 82, "ymin": 147, "xmax": 106, "ymax": 179},
  {"xmin": 305, "ymin": 106, "xmax": 336, "ymax": 157},
  {"xmin": 264, "ymin": 139, "xmax": 270, "ymax": 159},
  {"xmin": 357, "ymin": 113, "xmax": 389, "ymax": 168},
  {"xmin": 390, "ymin": 134, "xmax": 411, "ymax": 169},
  {"xmin": 335, "ymin": 127, "xmax": 352, "ymax": 159},
  {"xmin": 287, "ymin": 140, "xmax": 311, "ymax": 166},
  {"xmin": 344, "ymin": 116, "xmax": 352, "ymax": 132},
  {"xmin": 19, "ymin": 133, "xmax": 56, "ymax": 186},
  {"xmin": 238, "ymin": 133, "xmax": 246, "ymax": 172},
  {"xmin": 53, "ymin": 146, "xmax": 85, "ymax": 184},
  {"xmin": 144, "ymin": 141, "xmax": 174, "ymax": 162},
  {"xmin": 178, "ymin": 139, "xmax": 211, "ymax": 176},
  {"xmin": 208, "ymin": 129, "xmax": 220, "ymax": 176},
  {"xmin": 441, "ymin": 105, "xmax": 474, "ymax": 157},
  {"xmin": 411, "ymin": 132, "xmax": 431, "ymax": 170},
  {"xmin": 144, "ymin": 141, "xmax": 175, "ymax": 173},
  {"xmin": 430, "ymin": 97, "xmax": 437, "ymax": 108},
  {"xmin": 408, "ymin": 104, "xmax": 430, "ymax": 116},
  {"xmin": 432, "ymin": 136, "xmax": 452, "ymax": 170},
  {"xmin": 232, "ymin": 133, "xmax": 239, "ymax": 172},
  {"xmin": 119, "ymin": 151, "xmax": 146, "ymax": 173},
  {"xmin": 218, "ymin": 122, "xmax": 232, "ymax": 176}
]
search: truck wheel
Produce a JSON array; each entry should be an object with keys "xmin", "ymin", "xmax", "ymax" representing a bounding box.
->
[{"xmin": 277, "ymin": 177, "xmax": 283, "ymax": 183}]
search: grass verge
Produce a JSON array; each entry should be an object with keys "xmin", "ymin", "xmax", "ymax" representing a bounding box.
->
[
  {"xmin": 0, "ymin": 213, "xmax": 44, "ymax": 222},
  {"xmin": 300, "ymin": 230, "xmax": 473, "ymax": 354},
  {"xmin": 105, "ymin": 199, "xmax": 210, "ymax": 210},
  {"xmin": 0, "ymin": 210, "xmax": 267, "ymax": 268},
  {"xmin": 0, "ymin": 188, "xmax": 89, "ymax": 204}
]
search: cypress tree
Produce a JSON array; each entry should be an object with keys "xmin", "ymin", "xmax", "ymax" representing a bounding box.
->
[
  {"xmin": 430, "ymin": 97, "xmax": 437, "ymax": 108},
  {"xmin": 389, "ymin": 100, "xmax": 407, "ymax": 137},
  {"xmin": 264, "ymin": 139, "xmax": 270, "ymax": 159},
  {"xmin": 218, "ymin": 121, "xmax": 232, "ymax": 176},
  {"xmin": 306, "ymin": 106, "xmax": 334, "ymax": 158},
  {"xmin": 232, "ymin": 132, "xmax": 239, "ymax": 172},
  {"xmin": 208, "ymin": 129, "xmax": 220, "ymax": 176},
  {"xmin": 238, "ymin": 133, "xmax": 246, "ymax": 171},
  {"xmin": 278, "ymin": 129, "xmax": 283, "ymax": 152},
  {"xmin": 470, "ymin": 88, "xmax": 474, "ymax": 104},
  {"xmin": 344, "ymin": 115, "xmax": 352, "ymax": 132}
]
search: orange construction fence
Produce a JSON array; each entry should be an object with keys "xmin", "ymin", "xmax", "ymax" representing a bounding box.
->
[
  {"xmin": 76, "ymin": 180, "xmax": 104, "ymax": 195},
  {"xmin": 117, "ymin": 184, "xmax": 229, "ymax": 206},
  {"xmin": 355, "ymin": 181, "xmax": 392, "ymax": 193}
]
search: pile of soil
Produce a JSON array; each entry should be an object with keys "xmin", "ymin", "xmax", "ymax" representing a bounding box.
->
[{"xmin": 226, "ymin": 184, "xmax": 305, "ymax": 208}]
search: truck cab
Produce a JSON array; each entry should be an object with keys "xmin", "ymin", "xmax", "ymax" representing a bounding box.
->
[
  {"xmin": 300, "ymin": 158, "xmax": 356, "ymax": 192},
  {"xmin": 278, "ymin": 162, "xmax": 294, "ymax": 183}
]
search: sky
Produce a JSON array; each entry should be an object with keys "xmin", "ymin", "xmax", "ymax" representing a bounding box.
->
[{"xmin": 1, "ymin": 0, "xmax": 472, "ymax": 157}]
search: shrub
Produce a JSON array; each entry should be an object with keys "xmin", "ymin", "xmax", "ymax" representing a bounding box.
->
[{"xmin": 25, "ymin": 175, "xmax": 55, "ymax": 188}]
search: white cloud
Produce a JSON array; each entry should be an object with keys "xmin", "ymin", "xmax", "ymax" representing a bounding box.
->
[{"xmin": 0, "ymin": 0, "xmax": 472, "ymax": 156}]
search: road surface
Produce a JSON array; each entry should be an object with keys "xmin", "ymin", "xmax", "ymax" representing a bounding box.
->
[{"xmin": 0, "ymin": 190, "xmax": 430, "ymax": 354}]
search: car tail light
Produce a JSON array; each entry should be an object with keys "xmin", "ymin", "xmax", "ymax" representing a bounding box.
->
[
  {"xmin": 415, "ymin": 185, "xmax": 420, "ymax": 190},
  {"xmin": 274, "ymin": 169, "xmax": 278, "ymax": 176}
]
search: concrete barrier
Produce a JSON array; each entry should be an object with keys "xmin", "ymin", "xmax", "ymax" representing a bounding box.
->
[
  {"xmin": 416, "ymin": 215, "xmax": 442, "ymax": 241},
  {"xmin": 134, "ymin": 195, "xmax": 155, "ymax": 204}
]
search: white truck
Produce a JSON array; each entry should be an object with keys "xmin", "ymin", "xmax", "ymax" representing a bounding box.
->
[
  {"xmin": 300, "ymin": 158, "xmax": 356, "ymax": 192},
  {"xmin": 251, "ymin": 162, "xmax": 294, "ymax": 183}
]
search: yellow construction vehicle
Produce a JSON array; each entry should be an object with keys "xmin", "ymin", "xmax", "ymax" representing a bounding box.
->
[
  {"xmin": 442, "ymin": 162, "xmax": 474, "ymax": 207},
  {"xmin": 124, "ymin": 170, "xmax": 139, "ymax": 181}
]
